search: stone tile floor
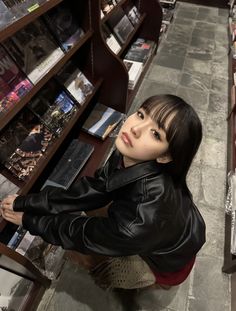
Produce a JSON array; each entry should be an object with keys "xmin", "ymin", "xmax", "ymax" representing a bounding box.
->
[{"xmin": 37, "ymin": 2, "xmax": 231, "ymax": 310}]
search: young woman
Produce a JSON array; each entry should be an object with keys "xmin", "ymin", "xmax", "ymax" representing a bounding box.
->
[{"xmin": 1, "ymin": 95, "xmax": 206, "ymax": 289}]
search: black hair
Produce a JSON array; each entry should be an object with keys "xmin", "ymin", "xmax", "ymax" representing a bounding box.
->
[{"xmin": 141, "ymin": 95, "xmax": 202, "ymax": 187}]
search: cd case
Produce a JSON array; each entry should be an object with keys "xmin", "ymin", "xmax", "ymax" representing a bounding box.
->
[{"xmin": 42, "ymin": 139, "xmax": 94, "ymax": 190}]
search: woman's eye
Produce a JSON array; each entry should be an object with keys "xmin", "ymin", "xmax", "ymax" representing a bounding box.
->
[
  {"xmin": 152, "ymin": 130, "xmax": 161, "ymax": 140},
  {"xmin": 137, "ymin": 110, "xmax": 144, "ymax": 119}
]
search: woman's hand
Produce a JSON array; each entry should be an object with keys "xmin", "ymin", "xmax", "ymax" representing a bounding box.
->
[
  {"xmin": 1, "ymin": 194, "xmax": 18, "ymax": 211},
  {"xmin": 0, "ymin": 194, "xmax": 22, "ymax": 225},
  {"xmin": 1, "ymin": 209, "xmax": 23, "ymax": 226}
]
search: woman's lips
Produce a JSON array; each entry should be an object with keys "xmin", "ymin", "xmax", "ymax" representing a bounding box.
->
[{"xmin": 121, "ymin": 132, "xmax": 133, "ymax": 146}]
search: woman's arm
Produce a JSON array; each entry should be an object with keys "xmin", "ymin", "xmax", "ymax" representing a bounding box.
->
[{"xmin": 12, "ymin": 174, "xmax": 111, "ymax": 215}]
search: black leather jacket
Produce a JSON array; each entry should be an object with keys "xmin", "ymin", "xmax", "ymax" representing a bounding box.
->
[{"xmin": 14, "ymin": 150, "xmax": 206, "ymax": 273}]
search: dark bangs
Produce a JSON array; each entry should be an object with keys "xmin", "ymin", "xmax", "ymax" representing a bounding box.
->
[
  {"xmin": 141, "ymin": 95, "xmax": 202, "ymax": 186},
  {"xmin": 141, "ymin": 95, "xmax": 181, "ymax": 144}
]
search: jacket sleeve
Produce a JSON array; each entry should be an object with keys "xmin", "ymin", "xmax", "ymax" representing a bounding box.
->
[
  {"xmin": 13, "ymin": 167, "xmax": 111, "ymax": 215},
  {"xmin": 21, "ymin": 200, "xmax": 171, "ymax": 256}
]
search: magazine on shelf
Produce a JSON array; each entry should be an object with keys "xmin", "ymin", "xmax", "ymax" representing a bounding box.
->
[
  {"xmin": 107, "ymin": 7, "xmax": 134, "ymax": 44},
  {"xmin": 124, "ymin": 38, "xmax": 156, "ymax": 65},
  {"xmin": 3, "ymin": 18, "xmax": 64, "ymax": 84},
  {"xmin": 101, "ymin": 0, "xmax": 113, "ymax": 14},
  {"xmin": 0, "ymin": 174, "xmax": 19, "ymax": 200},
  {"xmin": 123, "ymin": 59, "xmax": 143, "ymax": 90},
  {"xmin": 43, "ymin": 2, "xmax": 85, "ymax": 52},
  {"xmin": 15, "ymin": 232, "xmax": 65, "ymax": 279},
  {"xmin": 4, "ymin": 115, "xmax": 54, "ymax": 180},
  {"xmin": 125, "ymin": 5, "xmax": 141, "ymax": 26},
  {"xmin": 0, "ymin": 45, "xmax": 33, "ymax": 114},
  {"xmin": 42, "ymin": 139, "xmax": 94, "ymax": 190},
  {"xmin": 56, "ymin": 61, "xmax": 94, "ymax": 105},
  {"xmin": 28, "ymin": 81, "xmax": 78, "ymax": 136},
  {"xmin": 82, "ymin": 102, "xmax": 124, "ymax": 140},
  {"xmin": 2, "ymin": 0, "xmax": 47, "ymax": 18},
  {"xmin": 0, "ymin": 0, "xmax": 15, "ymax": 30},
  {"xmin": 102, "ymin": 24, "xmax": 121, "ymax": 54},
  {"xmin": 0, "ymin": 109, "xmax": 37, "ymax": 163}
]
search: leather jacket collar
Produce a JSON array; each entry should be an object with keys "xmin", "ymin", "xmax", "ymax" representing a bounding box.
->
[{"xmin": 106, "ymin": 150, "xmax": 164, "ymax": 191}]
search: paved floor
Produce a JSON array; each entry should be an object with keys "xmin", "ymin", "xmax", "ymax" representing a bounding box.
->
[{"xmin": 37, "ymin": 2, "xmax": 231, "ymax": 310}]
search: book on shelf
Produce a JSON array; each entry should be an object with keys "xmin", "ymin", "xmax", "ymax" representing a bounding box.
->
[
  {"xmin": 3, "ymin": 111, "xmax": 54, "ymax": 181},
  {"xmin": 41, "ymin": 139, "xmax": 94, "ymax": 190},
  {"xmin": 56, "ymin": 61, "xmax": 94, "ymax": 105},
  {"xmin": 82, "ymin": 102, "xmax": 124, "ymax": 140},
  {"xmin": 123, "ymin": 59, "xmax": 143, "ymax": 90},
  {"xmin": 125, "ymin": 4, "xmax": 141, "ymax": 26},
  {"xmin": 0, "ymin": 174, "xmax": 19, "ymax": 200},
  {"xmin": 102, "ymin": 24, "xmax": 121, "ymax": 54},
  {"xmin": 43, "ymin": 2, "xmax": 85, "ymax": 52},
  {"xmin": 2, "ymin": 18, "xmax": 64, "ymax": 84},
  {"xmin": 124, "ymin": 38, "xmax": 156, "ymax": 65},
  {"xmin": 0, "ymin": 0, "xmax": 15, "ymax": 30},
  {"xmin": 101, "ymin": 0, "xmax": 114, "ymax": 14},
  {"xmin": 15, "ymin": 232, "xmax": 65, "ymax": 280},
  {"xmin": 107, "ymin": 7, "xmax": 134, "ymax": 44},
  {"xmin": 28, "ymin": 80, "xmax": 78, "ymax": 136},
  {"xmin": 0, "ymin": 45, "xmax": 33, "ymax": 115},
  {"xmin": 7, "ymin": 226, "xmax": 27, "ymax": 250}
]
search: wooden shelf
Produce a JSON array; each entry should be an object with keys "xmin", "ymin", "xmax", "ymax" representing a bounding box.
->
[
  {"xmin": 117, "ymin": 13, "xmax": 146, "ymax": 57},
  {"xmin": 0, "ymin": 30, "xmax": 93, "ymax": 131},
  {"xmin": 17, "ymin": 78, "xmax": 103, "ymax": 195},
  {"xmin": 0, "ymin": 0, "xmax": 63, "ymax": 42}
]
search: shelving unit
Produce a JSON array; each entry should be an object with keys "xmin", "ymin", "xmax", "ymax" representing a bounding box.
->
[
  {"xmin": 223, "ymin": 2, "xmax": 236, "ymax": 274},
  {"xmin": 0, "ymin": 0, "xmax": 163, "ymax": 309}
]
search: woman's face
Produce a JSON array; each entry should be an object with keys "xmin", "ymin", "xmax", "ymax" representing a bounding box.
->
[{"xmin": 115, "ymin": 108, "xmax": 172, "ymax": 167}]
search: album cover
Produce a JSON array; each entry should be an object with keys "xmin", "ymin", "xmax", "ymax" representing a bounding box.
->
[
  {"xmin": 124, "ymin": 38, "xmax": 156, "ymax": 64},
  {"xmin": 107, "ymin": 7, "xmax": 134, "ymax": 44},
  {"xmin": 0, "ymin": 45, "xmax": 33, "ymax": 114},
  {"xmin": 125, "ymin": 5, "xmax": 141, "ymax": 26},
  {"xmin": 3, "ymin": 18, "xmax": 64, "ymax": 84},
  {"xmin": 7, "ymin": 226, "xmax": 27, "ymax": 250},
  {"xmin": 102, "ymin": 24, "xmax": 121, "ymax": 54},
  {"xmin": 0, "ymin": 174, "xmax": 19, "ymax": 201},
  {"xmin": 16, "ymin": 232, "xmax": 65, "ymax": 279},
  {"xmin": 43, "ymin": 3, "xmax": 85, "ymax": 52},
  {"xmin": 28, "ymin": 82, "xmax": 78, "ymax": 136},
  {"xmin": 2, "ymin": 0, "xmax": 47, "ymax": 19},
  {"xmin": 123, "ymin": 59, "xmax": 143, "ymax": 89},
  {"xmin": 42, "ymin": 139, "xmax": 94, "ymax": 190},
  {"xmin": 82, "ymin": 102, "xmax": 124, "ymax": 140},
  {"xmin": 0, "ymin": 109, "xmax": 37, "ymax": 163},
  {"xmin": 5, "ymin": 122, "xmax": 54, "ymax": 180},
  {"xmin": 0, "ymin": 0, "xmax": 15, "ymax": 30},
  {"xmin": 57, "ymin": 61, "xmax": 94, "ymax": 105}
]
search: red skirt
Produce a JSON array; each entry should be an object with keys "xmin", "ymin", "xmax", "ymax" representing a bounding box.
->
[{"xmin": 153, "ymin": 256, "xmax": 196, "ymax": 286}]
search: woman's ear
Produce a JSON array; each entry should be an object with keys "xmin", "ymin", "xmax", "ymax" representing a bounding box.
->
[{"xmin": 156, "ymin": 154, "xmax": 172, "ymax": 163}]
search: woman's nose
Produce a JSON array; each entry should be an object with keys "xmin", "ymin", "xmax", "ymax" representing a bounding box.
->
[{"xmin": 130, "ymin": 126, "xmax": 141, "ymax": 137}]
